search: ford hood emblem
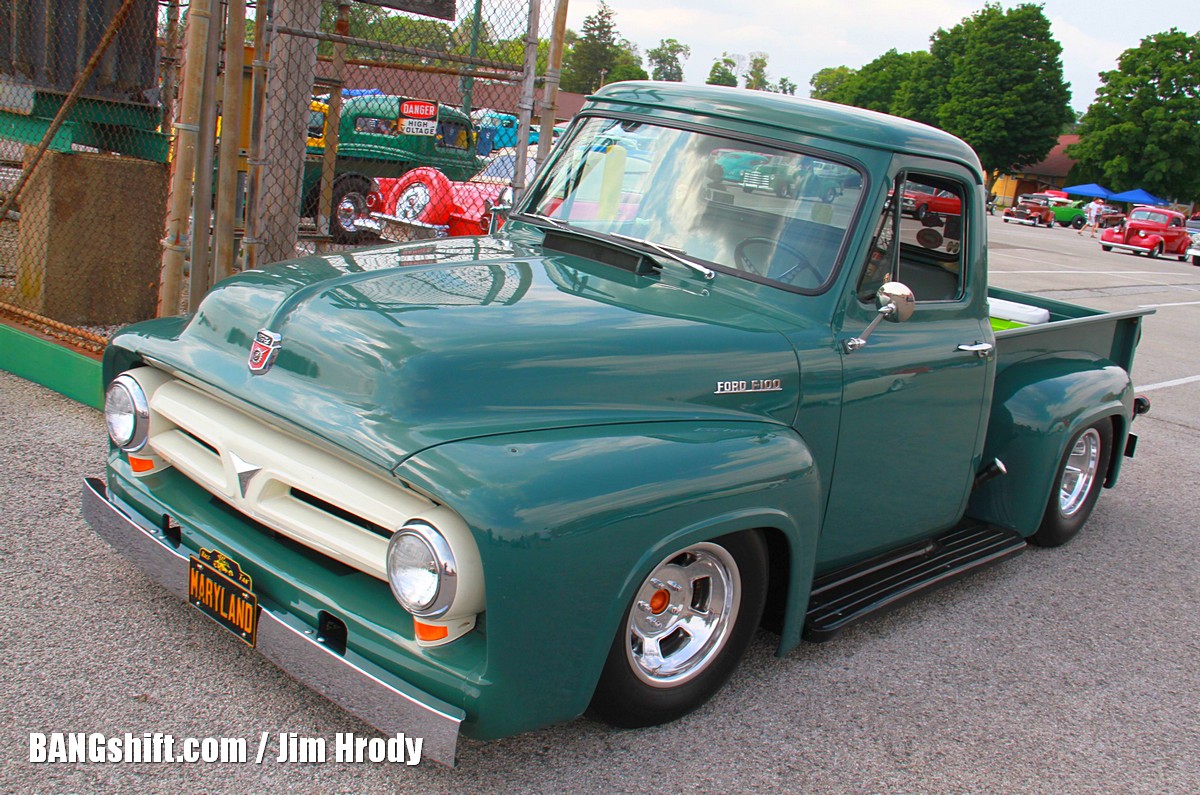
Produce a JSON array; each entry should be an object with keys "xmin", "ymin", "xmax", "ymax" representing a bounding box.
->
[{"xmin": 248, "ymin": 329, "xmax": 282, "ymax": 374}]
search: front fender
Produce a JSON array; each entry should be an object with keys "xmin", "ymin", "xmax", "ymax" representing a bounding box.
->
[
  {"xmin": 395, "ymin": 421, "xmax": 821, "ymax": 739},
  {"xmin": 967, "ymin": 353, "xmax": 1132, "ymax": 535}
]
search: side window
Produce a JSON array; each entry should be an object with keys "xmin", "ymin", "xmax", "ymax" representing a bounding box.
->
[
  {"xmin": 436, "ymin": 122, "xmax": 472, "ymax": 150},
  {"xmin": 354, "ymin": 116, "xmax": 394, "ymax": 135},
  {"xmin": 895, "ymin": 173, "xmax": 965, "ymax": 302},
  {"xmin": 308, "ymin": 110, "xmax": 327, "ymax": 139},
  {"xmin": 856, "ymin": 188, "xmax": 898, "ymax": 302}
]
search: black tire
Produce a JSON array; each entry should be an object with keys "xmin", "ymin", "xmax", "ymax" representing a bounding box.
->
[
  {"xmin": 1192, "ymin": 255, "xmax": 1199, "ymax": 266},
  {"xmin": 587, "ymin": 531, "xmax": 768, "ymax": 728},
  {"xmin": 1071, "ymin": 216, "xmax": 1085, "ymax": 230},
  {"xmin": 1148, "ymin": 243, "xmax": 1163, "ymax": 259},
  {"xmin": 1101, "ymin": 245, "xmax": 1112, "ymax": 252},
  {"xmin": 329, "ymin": 176, "xmax": 375, "ymax": 245},
  {"xmin": 1029, "ymin": 420, "xmax": 1113, "ymax": 548},
  {"xmin": 916, "ymin": 204, "xmax": 929, "ymax": 221}
]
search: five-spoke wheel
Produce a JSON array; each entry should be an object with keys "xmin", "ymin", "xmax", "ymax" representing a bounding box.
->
[
  {"xmin": 588, "ymin": 532, "xmax": 767, "ymax": 728},
  {"xmin": 1030, "ymin": 420, "xmax": 1113, "ymax": 547}
]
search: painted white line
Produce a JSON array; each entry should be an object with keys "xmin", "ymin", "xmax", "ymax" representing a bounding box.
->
[
  {"xmin": 1137, "ymin": 300, "xmax": 1200, "ymax": 308},
  {"xmin": 1137, "ymin": 375, "xmax": 1200, "ymax": 392}
]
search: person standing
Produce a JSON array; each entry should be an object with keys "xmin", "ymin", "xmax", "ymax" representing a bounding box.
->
[{"xmin": 1078, "ymin": 197, "xmax": 1105, "ymax": 237}]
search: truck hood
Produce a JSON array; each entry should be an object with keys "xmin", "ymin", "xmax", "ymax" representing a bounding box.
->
[{"xmin": 121, "ymin": 236, "xmax": 802, "ymax": 469}]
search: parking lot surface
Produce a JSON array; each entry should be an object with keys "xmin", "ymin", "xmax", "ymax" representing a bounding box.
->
[{"xmin": 2, "ymin": 215, "xmax": 1198, "ymax": 794}]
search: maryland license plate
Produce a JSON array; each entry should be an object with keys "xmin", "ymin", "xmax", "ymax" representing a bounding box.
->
[{"xmin": 188, "ymin": 548, "xmax": 259, "ymax": 647}]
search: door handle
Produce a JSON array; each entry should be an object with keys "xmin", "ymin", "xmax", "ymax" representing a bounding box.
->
[{"xmin": 957, "ymin": 342, "xmax": 994, "ymax": 358}]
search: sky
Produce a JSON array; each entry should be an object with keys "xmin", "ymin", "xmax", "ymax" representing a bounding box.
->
[{"xmin": 561, "ymin": 0, "xmax": 1200, "ymax": 113}]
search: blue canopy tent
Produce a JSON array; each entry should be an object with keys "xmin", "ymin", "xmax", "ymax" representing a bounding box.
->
[
  {"xmin": 1108, "ymin": 188, "xmax": 1169, "ymax": 206},
  {"xmin": 1061, "ymin": 183, "xmax": 1113, "ymax": 199}
]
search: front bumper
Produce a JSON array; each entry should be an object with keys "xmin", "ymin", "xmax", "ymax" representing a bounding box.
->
[
  {"xmin": 1101, "ymin": 240, "xmax": 1155, "ymax": 254},
  {"xmin": 82, "ymin": 477, "xmax": 464, "ymax": 766},
  {"xmin": 1003, "ymin": 214, "xmax": 1038, "ymax": 226}
]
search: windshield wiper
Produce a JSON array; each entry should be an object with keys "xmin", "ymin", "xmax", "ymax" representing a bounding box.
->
[
  {"xmin": 513, "ymin": 211, "xmax": 569, "ymax": 230},
  {"xmin": 609, "ymin": 233, "xmax": 716, "ymax": 280}
]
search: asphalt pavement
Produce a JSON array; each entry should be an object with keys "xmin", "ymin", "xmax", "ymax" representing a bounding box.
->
[{"xmin": 2, "ymin": 214, "xmax": 1198, "ymax": 794}]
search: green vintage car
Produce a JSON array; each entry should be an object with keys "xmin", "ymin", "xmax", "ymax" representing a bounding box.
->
[{"xmin": 85, "ymin": 83, "xmax": 1151, "ymax": 766}]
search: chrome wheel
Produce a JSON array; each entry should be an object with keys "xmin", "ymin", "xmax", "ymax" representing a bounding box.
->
[
  {"xmin": 1059, "ymin": 427, "xmax": 1101, "ymax": 517},
  {"xmin": 396, "ymin": 183, "xmax": 432, "ymax": 221},
  {"xmin": 335, "ymin": 192, "xmax": 368, "ymax": 233},
  {"xmin": 626, "ymin": 543, "xmax": 741, "ymax": 687}
]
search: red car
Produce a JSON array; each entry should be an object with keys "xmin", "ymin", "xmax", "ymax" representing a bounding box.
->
[
  {"xmin": 1002, "ymin": 195, "xmax": 1057, "ymax": 228},
  {"xmin": 1100, "ymin": 206, "xmax": 1192, "ymax": 260},
  {"xmin": 363, "ymin": 147, "xmax": 534, "ymax": 240},
  {"xmin": 901, "ymin": 181, "xmax": 961, "ymax": 219}
]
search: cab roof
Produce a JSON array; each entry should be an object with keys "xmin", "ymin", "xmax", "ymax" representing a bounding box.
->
[{"xmin": 585, "ymin": 82, "xmax": 983, "ymax": 180}]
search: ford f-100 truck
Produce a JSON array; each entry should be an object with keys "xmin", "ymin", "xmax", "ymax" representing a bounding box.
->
[{"xmin": 84, "ymin": 83, "xmax": 1151, "ymax": 766}]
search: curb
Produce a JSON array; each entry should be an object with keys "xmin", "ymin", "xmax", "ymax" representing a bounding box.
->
[{"xmin": 0, "ymin": 323, "xmax": 102, "ymax": 409}]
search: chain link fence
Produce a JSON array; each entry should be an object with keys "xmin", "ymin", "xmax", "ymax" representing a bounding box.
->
[
  {"xmin": 0, "ymin": 0, "xmax": 169, "ymax": 349},
  {"xmin": 0, "ymin": 0, "xmax": 564, "ymax": 353}
]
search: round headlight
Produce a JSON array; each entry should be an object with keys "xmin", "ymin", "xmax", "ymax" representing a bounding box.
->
[
  {"xmin": 386, "ymin": 522, "xmax": 457, "ymax": 618},
  {"xmin": 105, "ymin": 374, "xmax": 150, "ymax": 452}
]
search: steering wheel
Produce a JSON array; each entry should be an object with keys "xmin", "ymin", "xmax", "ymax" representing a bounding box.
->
[{"xmin": 734, "ymin": 236, "xmax": 820, "ymax": 285}]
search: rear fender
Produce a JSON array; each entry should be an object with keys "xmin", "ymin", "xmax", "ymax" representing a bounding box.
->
[
  {"xmin": 967, "ymin": 353, "xmax": 1133, "ymax": 536},
  {"xmin": 395, "ymin": 421, "xmax": 821, "ymax": 737}
]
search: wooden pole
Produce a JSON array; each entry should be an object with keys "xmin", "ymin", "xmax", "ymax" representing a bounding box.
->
[
  {"xmin": 214, "ymin": 0, "xmax": 247, "ymax": 282},
  {"xmin": 158, "ymin": 0, "xmax": 216, "ymax": 316}
]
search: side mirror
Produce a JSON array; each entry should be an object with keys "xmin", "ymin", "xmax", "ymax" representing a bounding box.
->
[
  {"xmin": 487, "ymin": 186, "xmax": 515, "ymax": 234},
  {"xmin": 843, "ymin": 281, "xmax": 914, "ymax": 353}
]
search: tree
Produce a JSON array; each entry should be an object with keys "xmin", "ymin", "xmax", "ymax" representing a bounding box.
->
[
  {"xmin": 776, "ymin": 77, "xmax": 797, "ymax": 96},
  {"xmin": 560, "ymin": 1, "xmax": 621, "ymax": 93},
  {"xmin": 931, "ymin": 3, "xmax": 1073, "ymax": 182},
  {"xmin": 706, "ymin": 54, "xmax": 738, "ymax": 87},
  {"xmin": 809, "ymin": 66, "xmax": 855, "ymax": 100},
  {"xmin": 608, "ymin": 39, "xmax": 649, "ymax": 83},
  {"xmin": 647, "ymin": 38, "xmax": 690, "ymax": 82},
  {"xmin": 1068, "ymin": 29, "xmax": 1200, "ymax": 202},
  {"xmin": 744, "ymin": 53, "xmax": 770, "ymax": 91}
]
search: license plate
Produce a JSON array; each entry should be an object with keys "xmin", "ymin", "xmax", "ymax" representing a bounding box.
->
[{"xmin": 188, "ymin": 548, "xmax": 259, "ymax": 647}]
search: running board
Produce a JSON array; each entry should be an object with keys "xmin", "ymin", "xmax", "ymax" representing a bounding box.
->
[{"xmin": 803, "ymin": 523, "xmax": 1026, "ymax": 642}]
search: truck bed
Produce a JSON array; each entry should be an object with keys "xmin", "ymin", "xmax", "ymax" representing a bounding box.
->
[{"xmin": 988, "ymin": 286, "xmax": 1152, "ymax": 377}]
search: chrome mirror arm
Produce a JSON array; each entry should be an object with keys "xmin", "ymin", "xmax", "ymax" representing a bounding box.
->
[
  {"xmin": 843, "ymin": 281, "xmax": 915, "ymax": 354},
  {"xmin": 843, "ymin": 304, "xmax": 895, "ymax": 353}
]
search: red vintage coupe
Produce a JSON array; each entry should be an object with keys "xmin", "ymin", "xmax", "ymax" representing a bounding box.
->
[{"xmin": 1099, "ymin": 206, "xmax": 1192, "ymax": 260}]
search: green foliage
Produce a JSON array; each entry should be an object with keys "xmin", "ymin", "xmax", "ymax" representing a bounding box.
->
[
  {"xmin": 707, "ymin": 54, "xmax": 738, "ymax": 87},
  {"xmin": 809, "ymin": 66, "xmax": 855, "ymax": 99},
  {"xmin": 933, "ymin": 3, "xmax": 1072, "ymax": 177},
  {"xmin": 744, "ymin": 54, "xmax": 770, "ymax": 91},
  {"xmin": 776, "ymin": 77, "xmax": 797, "ymax": 96},
  {"xmin": 814, "ymin": 50, "xmax": 929, "ymax": 114},
  {"xmin": 609, "ymin": 39, "xmax": 649, "ymax": 83},
  {"xmin": 1068, "ymin": 29, "xmax": 1200, "ymax": 201},
  {"xmin": 808, "ymin": 3, "xmax": 1072, "ymax": 180},
  {"xmin": 560, "ymin": 1, "xmax": 631, "ymax": 93},
  {"xmin": 647, "ymin": 38, "xmax": 691, "ymax": 82}
]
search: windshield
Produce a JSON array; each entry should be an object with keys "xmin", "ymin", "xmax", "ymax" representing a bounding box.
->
[
  {"xmin": 521, "ymin": 116, "xmax": 865, "ymax": 291},
  {"xmin": 1129, "ymin": 209, "xmax": 1169, "ymax": 224}
]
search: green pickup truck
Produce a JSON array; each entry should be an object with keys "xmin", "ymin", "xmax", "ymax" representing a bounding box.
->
[
  {"xmin": 304, "ymin": 94, "xmax": 484, "ymax": 243},
  {"xmin": 84, "ymin": 83, "xmax": 1151, "ymax": 766}
]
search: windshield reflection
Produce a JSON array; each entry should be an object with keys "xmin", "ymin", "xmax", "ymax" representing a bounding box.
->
[{"xmin": 522, "ymin": 117, "xmax": 864, "ymax": 291}]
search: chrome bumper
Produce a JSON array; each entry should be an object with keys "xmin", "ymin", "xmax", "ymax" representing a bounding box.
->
[
  {"xmin": 1102, "ymin": 241, "xmax": 1155, "ymax": 254},
  {"xmin": 81, "ymin": 477, "xmax": 463, "ymax": 766}
]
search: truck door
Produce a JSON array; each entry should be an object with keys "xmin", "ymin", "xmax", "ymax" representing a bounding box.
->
[{"xmin": 818, "ymin": 166, "xmax": 995, "ymax": 568}]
